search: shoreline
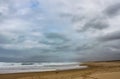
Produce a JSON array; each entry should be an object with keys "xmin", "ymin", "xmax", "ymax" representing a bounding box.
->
[
  {"xmin": 0, "ymin": 61, "xmax": 120, "ymax": 79},
  {"xmin": 0, "ymin": 62, "xmax": 87, "ymax": 74},
  {"xmin": 0, "ymin": 66, "xmax": 87, "ymax": 74}
]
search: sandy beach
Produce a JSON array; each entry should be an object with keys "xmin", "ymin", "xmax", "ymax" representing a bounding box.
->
[{"xmin": 0, "ymin": 61, "xmax": 120, "ymax": 79}]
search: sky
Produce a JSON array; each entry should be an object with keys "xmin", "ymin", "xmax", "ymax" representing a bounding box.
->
[{"xmin": 0, "ymin": 0, "xmax": 120, "ymax": 62}]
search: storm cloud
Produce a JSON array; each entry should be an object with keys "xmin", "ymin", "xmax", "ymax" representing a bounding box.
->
[
  {"xmin": 104, "ymin": 2, "xmax": 120, "ymax": 17},
  {"xmin": 0, "ymin": 0, "xmax": 120, "ymax": 62},
  {"xmin": 99, "ymin": 31, "xmax": 120, "ymax": 42}
]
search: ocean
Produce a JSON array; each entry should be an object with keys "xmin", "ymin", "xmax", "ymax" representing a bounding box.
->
[{"xmin": 0, "ymin": 62, "xmax": 87, "ymax": 74}]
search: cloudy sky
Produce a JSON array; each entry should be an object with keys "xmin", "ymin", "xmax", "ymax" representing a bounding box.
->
[{"xmin": 0, "ymin": 0, "xmax": 120, "ymax": 62}]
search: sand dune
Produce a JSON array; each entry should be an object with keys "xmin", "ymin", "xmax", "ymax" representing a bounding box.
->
[{"xmin": 0, "ymin": 61, "xmax": 120, "ymax": 79}]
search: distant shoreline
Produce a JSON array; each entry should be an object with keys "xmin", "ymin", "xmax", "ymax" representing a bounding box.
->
[
  {"xmin": 0, "ymin": 61, "xmax": 120, "ymax": 79},
  {"xmin": 0, "ymin": 62, "xmax": 87, "ymax": 74}
]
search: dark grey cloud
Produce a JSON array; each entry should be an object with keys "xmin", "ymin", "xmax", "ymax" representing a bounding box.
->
[
  {"xmin": 106, "ymin": 40, "xmax": 120, "ymax": 49},
  {"xmin": 59, "ymin": 12, "xmax": 109, "ymax": 32},
  {"xmin": 75, "ymin": 44, "xmax": 95, "ymax": 51},
  {"xmin": 99, "ymin": 31, "xmax": 120, "ymax": 42},
  {"xmin": 59, "ymin": 13, "xmax": 73, "ymax": 19},
  {"xmin": 71, "ymin": 16, "xmax": 85, "ymax": 23},
  {"xmin": 0, "ymin": 35, "xmax": 9, "ymax": 44},
  {"xmin": 42, "ymin": 32, "xmax": 69, "ymax": 45},
  {"xmin": 104, "ymin": 3, "xmax": 120, "ymax": 17},
  {"xmin": 77, "ymin": 42, "xmax": 120, "ymax": 61},
  {"xmin": 80, "ymin": 17, "xmax": 109, "ymax": 32},
  {"xmin": 0, "ymin": 57, "xmax": 20, "ymax": 62},
  {"xmin": 0, "ymin": 47, "xmax": 23, "ymax": 58},
  {"xmin": 59, "ymin": 13, "xmax": 84, "ymax": 23},
  {"xmin": 25, "ymin": 55, "xmax": 76, "ymax": 62},
  {"xmin": 38, "ymin": 32, "xmax": 74, "ymax": 52}
]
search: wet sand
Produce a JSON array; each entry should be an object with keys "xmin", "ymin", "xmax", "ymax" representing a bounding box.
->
[{"xmin": 0, "ymin": 61, "xmax": 120, "ymax": 79}]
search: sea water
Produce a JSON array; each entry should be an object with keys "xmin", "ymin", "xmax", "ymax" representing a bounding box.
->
[{"xmin": 0, "ymin": 62, "xmax": 87, "ymax": 74}]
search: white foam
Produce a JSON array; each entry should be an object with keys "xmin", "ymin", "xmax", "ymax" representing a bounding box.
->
[{"xmin": 0, "ymin": 62, "xmax": 87, "ymax": 74}]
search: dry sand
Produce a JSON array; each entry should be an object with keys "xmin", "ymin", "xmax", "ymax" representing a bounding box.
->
[{"xmin": 0, "ymin": 61, "xmax": 120, "ymax": 79}]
